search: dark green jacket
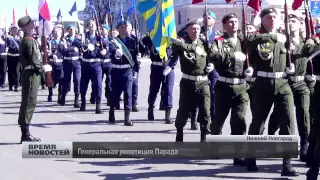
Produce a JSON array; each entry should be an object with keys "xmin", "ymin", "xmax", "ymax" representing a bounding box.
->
[{"xmin": 19, "ymin": 33, "xmax": 42, "ymax": 72}]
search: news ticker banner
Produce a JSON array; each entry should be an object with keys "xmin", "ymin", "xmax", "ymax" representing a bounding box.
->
[{"xmin": 22, "ymin": 135, "xmax": 298, "ymax": 159}]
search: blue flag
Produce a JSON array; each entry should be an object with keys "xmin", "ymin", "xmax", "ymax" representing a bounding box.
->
[
  {"xmin": 118, "ymin": 1, "xmax": 124, "ymax": 22},
  {"xmin": 57, "ymin": 9, "xmax": 62, "ymax": 23},
  {"xmin": 69, "ymin": 1, "xmax": 77, "ymax": 16},
  {"xmin": 127, "ymin": 0, "xmax": 136, "ymax": 16},
  {"xmin": 106, "ymin": 0, "xmax": 111, "ymax": 14}
]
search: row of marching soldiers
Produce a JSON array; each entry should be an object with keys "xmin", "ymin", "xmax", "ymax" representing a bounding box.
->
[{"xmin": 170, "ymin": 7, "xmax": 320, "ymax": 179}]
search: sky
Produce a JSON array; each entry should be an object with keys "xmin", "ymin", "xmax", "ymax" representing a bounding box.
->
[{"xmin": 0, "ymin": 0, "xmax": 86, "ymax": 25}]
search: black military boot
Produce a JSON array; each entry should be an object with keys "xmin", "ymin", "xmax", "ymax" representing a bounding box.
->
[
  {"xmin": 300, "ymin": 138, "xmax": 308, "ymax": 162},
  {"xmin": 80, "ymin": 96, "xmax": 86, "ymax": 111},
  {"xmin": 148, "ymin": 105, "xmax": 154, "ymax": 121},
  {"xmin": 41, "ymin": 84, "xmax": 46, "ymax": 90},
  {"xmin": 90, "ymin": 95, "xmax": 95, "ymax": 104},
  {"xmin": 20, "ymin": 125, "xmax": 41, "ymax": 144},
  {"xmin": 47, "ymin": 87, "xmax": 53, "ymax": 102},
  {"xmin": 9, "ymin": 86, "xmax": 12, "ymax": 91},
  {"xmin": 95, "ymin": 103, "xmax": 103, "ymax": 114},
  {"xmin": 159, "ymin": 100, "xmax": 165, "ymax": 111},
  {"xmin": 190, "ymin": 110, "xmax": 198, "ymax": 130},
  {"xmin": 176, "ymin": 129, "xmax": 183, "ymax": 142},
  {"xmin": 57, "ymin": 85, "xmax": 62, "ymax": 103},
  {"xmin": 246, "ymin": 158, "xmax": 259, "ymax": 172},
  {"xmin": 74, "ymin": 93, "xmax": 80, "ymax": 108},
  {"xmin": 165, "ymin": 108, "xmax": 173, "ymax": 124},
  {"xmin": 59, "ymin": 94, "xmax": 66, "ymax": 106},
  {"xmin": 233, "ymin": 158, "xmax": 247, "ymax": 166},
  {"xmin": 132, "ymin": 102, "xmax": 139, "ymax": 112},
  {"xmin": 14, "ymin": 85, "xmax": 18, "ymax": 92},
  {"xmin": 109, "ymin": 107, "xmax": 115, "ymax": 124},
  {"xmin": 124, "ymin": 110, "xmax": 134, "ymax": 126},
  {"xmin": 281, "ymin": 158, "xmax": 299, "ymax": 176}
]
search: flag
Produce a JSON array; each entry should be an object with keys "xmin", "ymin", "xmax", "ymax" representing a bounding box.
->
[
  {"xmin": 106, "ymin": 0, "xmax": 111, "ymax": 14},
  {"xmin": 292, "ymin": 0, "xmax": 303, "ymax": 10},
  {"xmin": 118, "ymin": 1, "xmax": 124, "ymax": 22},
  {"xmin": 138, "ymin": 0, "xmax": 177, "ymax": 60},
  {"xmin": 127, "ymin": 0, "xmax": 136, "ymax": 15},
  {"xmin": 89, "ymin": 0, "xmax": 95, "ymax": 13},
  {"xmin": 247, "ymin": 0, "xmax": 260, "ymax": 15},
  {"xmin": 69, "ymin": 1, "xmax": 77, "ymax": 16},
  {"xmin": 57, "ymin": 9, "xmax": 62, "ymax": 23},
  {"xmin": 25, "ymin": 5, "xmax": 28, "ymax": 16},
  {"xmin": 12, "ymin": 8, "xmax": 16, "ymax": 25},
  {"xmin": 38, "ymin": 0, "xmax": 51, "ymax": 21},
  {"xmin": 192, "ymin": 0, "xmax": 203, "ymax": 4}
]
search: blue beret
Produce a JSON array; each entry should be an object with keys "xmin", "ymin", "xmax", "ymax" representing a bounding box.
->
[
  {"xmin": 203, "ymin": 11, "xmax": 216, "ymax": 20},
  {"xmin": 116, "ymin": 21, "xmax": 128, "ymax": 28},
  {"xmin": 67, "ymin": 24, "xmax": 74, "ymax": 30},
  {"xmin": 102, "ymin": 24, "xmax": 110, "ymax": 30}
]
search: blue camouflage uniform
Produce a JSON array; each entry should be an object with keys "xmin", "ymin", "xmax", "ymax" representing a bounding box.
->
[
  {"xmin": 108, "ymin": 21, "xmax": 140, "ymax": 126},
  {"xmin": 80, "ymin": 22, "xmax": 103, "ymax": 114},
  {"xmin": 48, "ymin": 35, "xmax": 64, "ymax": 103},
  {"xmin": 60, "ymin": 25, "xmax": 82, "ymax": 107},
  {"xmin": 0, "ymin": 36, "xmax": 7, "ymax": 88},
  {"xmin": 142, "ymin": 35, "xmax": 177, "ymax": 123},
  {"xmin": 6, "ymin": 26, "xmax": 20, "ymax": 92}
]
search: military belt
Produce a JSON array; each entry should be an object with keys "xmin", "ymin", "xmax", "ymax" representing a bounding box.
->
[
  {"xmin": 82, "ymin": 58, "xmax": 100, "ymax": 63},
  {"xmin": 290, "ymin": 76, "xmax": 305, "ymax": 82},
  {"xmin": 218, "ymin": 76, "xmax": 245, "ymax": 84},
  {"xmin": 182, "ymin": 74, "xmax": 208, "ymax": 81},
  {"xmin": 245, "ymin": 77, "xmax": 256, "ymax": 82},
  {"xmin": 102, "ymin": 59, "xmax": 111, "ymax": 63},
  {"xmin": 152, "ymin": 62, "xmax": 163, "ymax": 66},
  {"xmin": 7, "ymin": 53, "xmax": 19, "ymax": 57},
  {"xmin": 24, "ymin": 65, "xmax": 36, "ymax": 70},
  {"xmin": 49, "ymin": 58, "xmax": 63, "ymax": 63},
  {"xmin": 0, "ymin": 53, "xmax": 7, "ymax": 56},
  {"xmin": 257, "ymin": 71, "xmax": 286, "ymax": 79},
  {"xmin": 112, "ymin": 64, "xmax": 131, "ymax": 69},
  {"xmin": 64, "ymin": 56, "xmax": 79, "ymax": 60}
]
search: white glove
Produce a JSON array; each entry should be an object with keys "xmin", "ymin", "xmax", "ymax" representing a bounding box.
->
[
  {"xmin": 306, "ymin": 74, "xmax": 317, "ymax": 82},
  {"xmin": 116, "ymin": 49, "xmax": 123, "ymax": 56},
  {"xmin": 137, "ymin": 53, "xmax": 141, "ymax": 59},
  {"xmin": 87, "ymin": 43, "xmax": 95, "ymax": 51},
  {"xmin": 74, "ymin": 47, "xmax": 79, "ymax": 52},
  {"xmin": 43, "ymin": 64, "xmax": 52, "ymax": 72},
  {"xmin": 205, "ymin": 63, "xmax": 214, "ymax": 73},
  {"xmin": 100, "ymin": 49, "xmax": 107, "ymax": 55},
  {"xmin": 0, "ymin": 39, "xmax": 5, "ymax": 45},
  {"xmin": 52, "ymin": 55, "xmax": 58, "ymax": 61},
  {"xmin": 195, "ymin": 46, "xmax": 205, "ymax": 55},
  {"xmin": 245, "ymin": 67, "xmax": 254, "ymax": 77},
  {"xmin": 289, "ymin": 43, "xmax": 295, "ymax": 51},
  {"xmin": 197, "ymin": 18, "xmax": 204, "ymax": 23},
  {"xmin": 163, "ymin": 66, "xmax": 172, "ymax": 76},
  {"xmin": 276, "ymin": 33, "xmax": 286, "ymax": 43},
  {"xmin": 234, "ymin": 52, "xmax": 246, "ymax": 62},
  {"xmin": 285, "ymin": 63, "xmax": 295, "ymax": 74}
]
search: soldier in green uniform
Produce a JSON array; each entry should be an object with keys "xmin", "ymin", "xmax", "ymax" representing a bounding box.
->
[
  {"xmin": 172, "ymin": 21, "xmax": 212, "ymax": 142},
  {"xmin": 267, "ymin": 14, "xmax": 318, "ymax": 162},
  {"xmin": 245, "ymin": 8, "xmax": 298, "ymax": 176},
  {"xmin": 17, "ymin": 16, "xmax": 51, "ymax": 143},
  {"xmin": 209, "ymin": 13, "xmax": 252, "ymax": 166}
]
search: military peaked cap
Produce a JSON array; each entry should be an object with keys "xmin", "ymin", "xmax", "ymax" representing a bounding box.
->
[
  {"xmin": 222, "ymin": 13, "xmax": 237, "ymax": 24},
  {"xmin": 260, "ymin": 8, "xmax": 277, "ymax": 18},
  {"xmin": 288, "ymin": 14, "xmax": 299, "ymax": 20},
  {"xmin": 185, "ymin": 20, "xmax": 200, "ymax": 28},
  {"xmin": 18, "ymin": 16, "xmax": 32, "ymax": 29}
]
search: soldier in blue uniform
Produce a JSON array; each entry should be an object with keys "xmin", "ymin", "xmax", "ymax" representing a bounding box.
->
[
  {"xmin": 48, "ymin": 24, "xmax": 64, "ymax": 103},
  {"xmin": 6, "ymin": 24, "xmax": 20, "ymax": 92},
  {"xmin": 0, "ymin": 29, "xmax": 7, "ymax": 88},
  {"xmin": 59, "ymin": 25, "xmax": 82, "ymax": 107},
  {"xmin": 100, "ymin": 24, "xmax": 112, "ymax": 106},
  {"xmin": 142, "ymin": 35, "xmax": 177, "ymax": 123},
  {"xmin": 108, "ymin": 21, "xmax": 140, "ymax": 126},
  {"xmin": 79, "ymin": 20, "xmax": 103, "ymax": 114}
]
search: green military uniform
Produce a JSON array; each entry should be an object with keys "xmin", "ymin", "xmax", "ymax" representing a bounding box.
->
[
  {"xmin": 246, "ymin": 8, "xmax": 298, "ymax": 176},
  {"xmin": 17, "ymin": 16, "xmax": 42, "ymax": 143},
  {"xmin": 172, "ymin": 25, "xmax": 211, "ymax": 142}
]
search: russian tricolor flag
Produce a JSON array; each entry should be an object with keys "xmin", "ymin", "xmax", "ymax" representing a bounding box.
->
[{"xmin": 38, "ymin": 0, "xmax": 53, "ymax": 36}]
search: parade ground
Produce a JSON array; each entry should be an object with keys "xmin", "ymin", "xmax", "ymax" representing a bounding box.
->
[{"xmin": 0, "ymin": 59, "xmax": 308, "ymax": 180}]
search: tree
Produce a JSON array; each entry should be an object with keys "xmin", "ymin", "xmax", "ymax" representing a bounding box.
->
[{"xmin": 84, "ymin": 0, "xmax": 118, "ymax": 24}]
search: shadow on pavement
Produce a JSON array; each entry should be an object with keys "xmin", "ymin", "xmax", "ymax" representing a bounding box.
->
[
  {"xmin": 78, "ymin": 129, "xmax": 175, "ymax": 135},
  {"xmin": 0, "ymin": 142, "xmax": 20, "ymax": 146}
]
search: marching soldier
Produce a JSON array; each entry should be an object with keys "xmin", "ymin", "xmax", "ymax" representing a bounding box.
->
[
  {"xmin": 17, "ymin": 16, "xmax": 51, "ymax": 142},
  {"xmin": 209, "ymin": 13, "xmax": 252, "ymax": 166},
  {"xmin": 108, "ymin": 21, "xmax": 140, "ymax": 126},
  {"xmin": 172, "ymin": 20, "xmax": 212, "ymax": 142},
  {"xmin": 48, "ymin": 24, "xmax": 64, "ymax": 103},
  {"xmin": 59, "ymin": 25, "xmax": 82, "ymax": 108},
  {"xmin": 245, "ymin": 8, "xmax": 298, "ymax": 176},
  {"xmin": 6, "ymin": 24, "xmax": 20, "ymax": 92},
  {"xmin": 79, "ymin": 20, "xmax": 103, "ymax": 114},
  {"xmin": 0, "ymin": 29, "xmax": 7, "ymax": 88},
  {"xmin": 100, "ymin": 24, "xmax": 112, "ymax": 106},
  {"xmin": 142, "ymin": 35, "xmax": 177, "ymax": 124}
]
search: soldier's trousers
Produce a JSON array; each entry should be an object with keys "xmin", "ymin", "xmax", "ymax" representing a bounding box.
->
[
  {"xmin": 102, "ymin": 63, "xmax": 112, "ymax": 103},
  {"xmin": 110, "ymin": 67, "xmax": 133, "ymax": 110},
  {"xmin": 175, "ymin": 79, "xmax": 211, "ymax": 132},
  {"xmin": 52, "ymin": 63, "xmax": 64, "ymax": 86},
  {"xmin": 132, "ymin": 71, "xmax": 139, "ymax": 107},
  {"xmin": 80, "ymin": 62, "xmax": 102, "ymax": 104},
  {"xmin": 306, "ymin": 80, "xmax": 316, "ymax": 126},
  {"xmin": 7, "ymin": 55, "xmax": 20, "ymax": 88},
  {"xmin": 208, "ymin": 70, "xmax": 218, "ymax": 121},
  {"xmin": 268, "ymin": 86, "xmax": 310, "ymax": 139},
  {"xmin": 0, "ymin": 55, "xmax": 7, "ymax": 86},
  {"xmin": 18, "ymin": 70, "xmax": 40, "ymax": 125},
  {"xmin": 148, "ymin": 64, "xmax": 174, "ymax": 108},
  {"xmin": 62, "ymin": 60, "xmax": 81, "ymax": 95},
  {"xmin": 211, "ymin": 81, "xmax": 248, "ymax": 135},
  {"xmin": 248, "ymin": 78, "xmax": 295, "ymax": 135},
  {"xmin": 40, "ymin": 71, "xmax": 46, "ymax": 87}
]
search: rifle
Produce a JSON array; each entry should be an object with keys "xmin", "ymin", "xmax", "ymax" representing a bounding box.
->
[
  {"xmin": 92, "ymin": 7, "xmax": 104, "ymax": 50},
  {"xmin": 304, "ymin": 0, "xmax": 314, "ymax": 74},
  {"xmin": 241, "ymin": 0, "xmax": 250, "ymax": 67},
  {"xmin": 284, "ymin": 0, "xmax": 292, "ymax": 67},
  {"xmin": 41, "ymin": 20, "xmax": 53, "ymax": 88},
  {"xmin": 133, "ymin": 6, "xmax": 140, "ymax": 55}
]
